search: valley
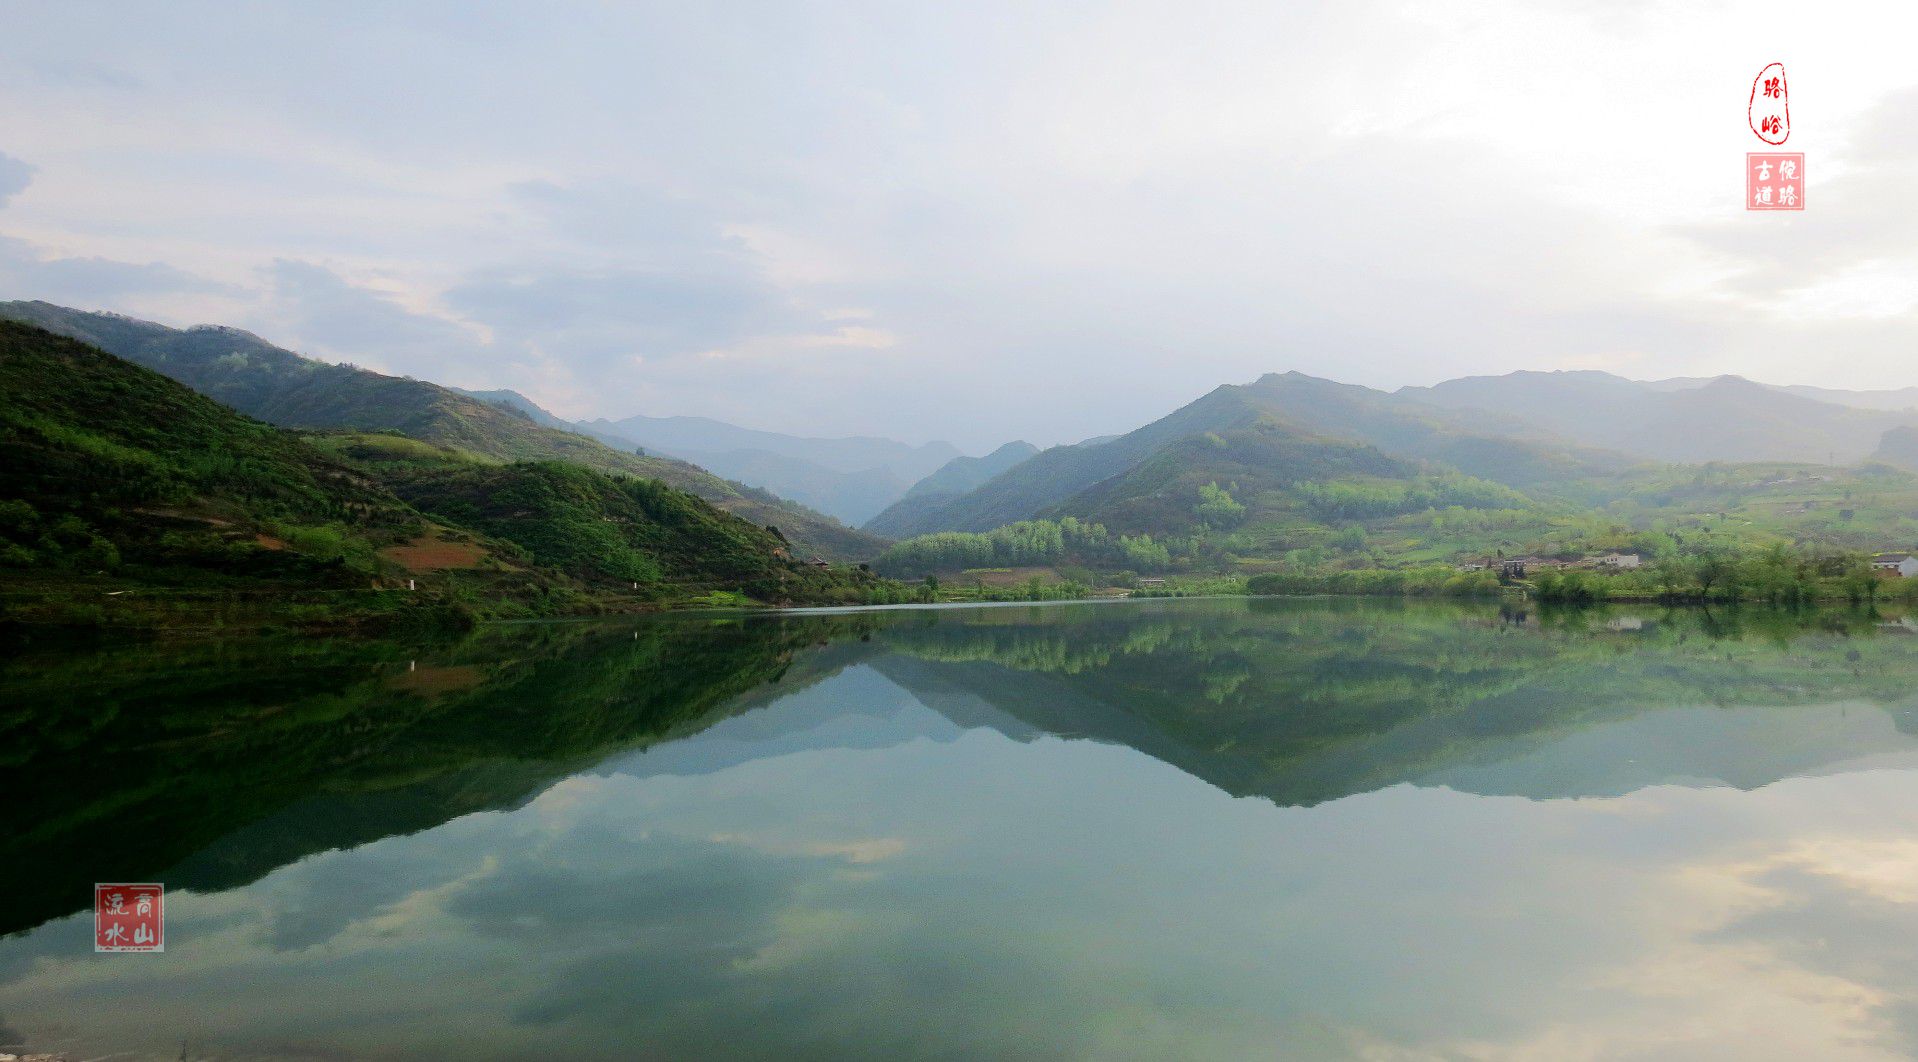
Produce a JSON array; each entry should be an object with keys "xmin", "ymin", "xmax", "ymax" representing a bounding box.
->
[{"xmin": 9, "ymin": 299, "xmax": 1918, "ymax": 633}]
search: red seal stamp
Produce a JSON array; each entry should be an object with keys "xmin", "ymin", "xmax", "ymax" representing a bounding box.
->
[
  {"xmin": 1747, "ymin": 153, "xmax": 1805, "ymax": 211},
  {"xmin": 95, "ymin": 883, "xmax": 164, "ymax": 952},
  {"xmin": 1749, "ymin": 62, "xmax": 1790, "ymax": 145}
]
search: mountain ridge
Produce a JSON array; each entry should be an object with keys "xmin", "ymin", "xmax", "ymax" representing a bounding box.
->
[
  {"xmin": 1401, "ymin": 368, "xmax": 1918, "ymax": 464},
  {"xmin": 871, "ymin": 371, "xmax": 1631, "ymax": 538},
  {"xmin": 0, "ymin": 301, "xmax": 886, "ymax": 561},
  {"xmin": 863, "ymin": 441, "xmax": 1041, "ymax": 536}
]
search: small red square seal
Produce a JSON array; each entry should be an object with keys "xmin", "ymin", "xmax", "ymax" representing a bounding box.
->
[
  {"xmin": 1747, "ymin": 153, "xmax": 1805, "ymax": 211},
  {"xmin": 95, "ymin": 883, "xmax": 163, "ymax": 952}
]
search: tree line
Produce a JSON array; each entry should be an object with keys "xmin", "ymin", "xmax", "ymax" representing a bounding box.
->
[{"xmin": 872, "ymin": 516, "xmax": 1172, "ymax": 576}]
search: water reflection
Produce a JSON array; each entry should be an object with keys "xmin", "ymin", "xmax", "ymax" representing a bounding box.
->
[{"xmin": 6, "ymin": 598, "xmax": 1918, "ymax": 1059}]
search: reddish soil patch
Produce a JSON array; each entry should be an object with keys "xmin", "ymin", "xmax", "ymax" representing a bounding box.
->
[
  {"xmin": 381, "ymin": 534, "xmax": 487, "ymax": 572},
  {"xmin": 956, "ymin": 566, "xmax": 1061, "ymax": 587},
  {"xmin": 255, "ymin": 534, "xmax": 288, "ymax": 550}
]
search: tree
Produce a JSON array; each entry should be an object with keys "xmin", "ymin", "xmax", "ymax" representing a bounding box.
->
[
  {"xmin": 1693, "ymin": 548, "xmax": 1737, "ymax": 601},
  {"xmin": 1194, "ymin": 482, "xmax": 1246, "ymax": 528}
]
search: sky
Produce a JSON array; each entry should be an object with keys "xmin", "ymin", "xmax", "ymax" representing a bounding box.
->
[{"xmin": 1, "ymin": 1, "xmax": 1916, "ymax": 451}]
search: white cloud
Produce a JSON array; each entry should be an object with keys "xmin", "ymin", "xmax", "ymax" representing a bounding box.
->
[{"xmin": 2, "ymin": 1, "xmax": 1917, "ymax": 449}]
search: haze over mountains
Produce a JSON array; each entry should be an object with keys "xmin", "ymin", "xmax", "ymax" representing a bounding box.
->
[
  {"xmin": 1639, "ymin": 377, "xmax": 1918, "ymax": 412},
  {"xmin": 864, "ymin": 371, "xmax": 1636, "ymax": 539},
  {"xmin": 864, "ymin": 441, "xmax": 1040, "ymax": 538},
  {"xmin": 11, "ymin": 298, "xmax": 1918, "ymax": 573},
  {"xmin": 1401, "ymin": 370, "xmax": 1918, "ymax": 465},
  {"xmin": 863, "ymin": 368, "xmax": 1918, "ymax": 544},
  {"xmin": 456, "ymin": 387, "xmax": 972, "ymax": 526},
  {"xmin": 580, "ymin": 413, "xmax": 964, "ymax": 526}
]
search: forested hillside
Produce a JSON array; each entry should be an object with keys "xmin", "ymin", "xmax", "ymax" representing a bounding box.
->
[
  {"xmin": 0, "ymin": 323, "xmax": 900, "ymax": 630},
  {"xmin": 0, "ymin": 320, "xmax": 431, "ymax": 624},
  {"xmin": 864, "ymin": 440, "xmax": 1040, "ymax": 536},
  {"xmin": 1050, "ymin": 419, "xmax": 1428, "ymax": 535},
  {"xmin": 0, "ymin": 301, "xmax": 887, "ymax": 562},
  {"xmin": 333, "ymin": 440, "xmax": 889, "ymax": 604},
  {"xmin": 874, "ymin": 370, "xmax": 1626, "ymax": 539}
]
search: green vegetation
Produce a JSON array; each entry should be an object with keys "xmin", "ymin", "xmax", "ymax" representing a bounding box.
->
[
  {"xmin": 877, "ymin": 416, "xmax": 1918, "ymax": 607},
  {"xmin": 1525, "ymin": 540, "xmax": 1910, "ymax": 607},
  {"xmin": 865, "ymin": 440, "xmax": 1041, "ymax": 537},
  {"xmin": 382, "ymin": 459, "xmax": 889, "ymax": 605},
  {"xmin": 876, "ymin": 369, "xmax": 1631, "ymax": 539},
  {"xmin": 0, "ymin": 322, "xmax": 905, "ymax": 632},
  {"xmin": 13, "ymin": 590, "xmax": 1918, "ymax": 938},
  {"xmin": 871, "ymin": 596, "xmax": 1918, "ymax": 808},
  {"xmin": 847, "ymin": 365, "xmax": 1918, "ymax": 614},
  {"xmin": 0, "ymin": 319, "xmax": 440, "ymax": 627},
  {"xmin": 0, "ymin": 300, "xmax": 887, "ymax": 562},
  {"xmin": 1247, "ymin": 566, "xmax": 1502, "ymax": 597},
  {"xmin": 15, "ymin": 299, "xmax": 1918, "ymax": 619},
  {"xmin": 872, "ymin": 516, "xmax": 1172, "ymax": 577}
]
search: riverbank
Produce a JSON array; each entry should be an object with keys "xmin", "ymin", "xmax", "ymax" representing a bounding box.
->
[{"xmin": 0, "ymin": 568, "xmax": 903, "ymax": 642}]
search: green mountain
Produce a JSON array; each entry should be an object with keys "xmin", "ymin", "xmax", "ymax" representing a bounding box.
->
[
  {"xmin": 331, "ymin": 439, "xmax": 887, "ymax": 605},
  {"xmin": 870, "ymin": 385, "xmax": 1280, "ymax": 536},
  {"xmin": 875, "ymin": 372, "xmax": 1624, "ymax": 538},
  {"xmin": 1050, "ymin": 418, "xmax": 1465, "ymax": 536},
  {"xmin": 1228, "ymin": 372, "xmax": 1630, "ymax": 485},
  {"xmin": 0, "ymin": 319, "xmax": 431, "ymax": 621},
  {"xmin": 0, "ymin": 301, "xmax": 886, "ymax": 562},
  {"xmin": 1403, "ymin": 370, "xmax": 1918, "ymax": 464},
  {"xmin": 864, "ymin": 440, "xmax": 1039, "ymax": 536},
  {"xmin": 0, "ymin": 321, "xmax": 895, "ymax": 630}
]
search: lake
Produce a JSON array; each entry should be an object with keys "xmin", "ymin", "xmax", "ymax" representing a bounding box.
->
[{"xmin": 8, "ymin": 597, "xmax": 1918, "ymax": 1059}]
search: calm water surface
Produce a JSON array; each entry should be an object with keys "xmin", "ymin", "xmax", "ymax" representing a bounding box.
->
[{"xmin": 8, "ymin": 597, "xmax": 1918, "ymax": 1059}]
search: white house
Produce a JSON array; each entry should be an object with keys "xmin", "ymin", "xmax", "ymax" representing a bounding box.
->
[
  {"xmin": 1873, "ymin": 553, "xmax": 1918, "ymax": 578},
  {"xmin": 1595, "ymin": 552, "xmax": 1643, "ymax": 570}
]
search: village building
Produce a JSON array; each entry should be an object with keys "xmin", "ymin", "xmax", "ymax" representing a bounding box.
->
[{"xmin": 1872, "ymin": 553, "xmax": 1918, "ymax": 578}]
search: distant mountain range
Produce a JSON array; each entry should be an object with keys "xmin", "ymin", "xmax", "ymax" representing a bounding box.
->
[
  {"xmin": 14, "ymin": 297, "xmax": 1918, "ymax": 573},
  {"xmin": 579, "ymin": 413, "xmax": 965, "ymax": 526},
  {"xmin": 1642, "ymin": 376, "xmax": 1918, "ymax": 412},
  {"xmin": 863, "ymin": 441, "xmax": 1039, "ymax": 537},
  {"xmin": 868, "ymin": 366, "xmax": 1918, "ymax": 544},
  {"xmin": 443, "ymin": 391, "xmax": 971, "ymax": 526},
  {"xmin": 869, "ymin": 371, "xmax": 1632, "ymax": 539},
  {"xmin": 1399, "ymin": 370, "xmax": 1918, "ymax": 465}
]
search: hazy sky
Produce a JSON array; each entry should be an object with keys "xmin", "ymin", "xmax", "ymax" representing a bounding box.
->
[{"xmin": 2, "ymin": 2, "xmax": 1916, "ymax": 450}]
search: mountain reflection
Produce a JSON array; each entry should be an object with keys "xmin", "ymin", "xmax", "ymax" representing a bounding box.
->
[{"xmin": 8, "ymin": 598, "xmax": 1918, "ymax": 940}]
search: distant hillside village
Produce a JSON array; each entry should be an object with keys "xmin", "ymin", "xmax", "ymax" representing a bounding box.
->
[
  {"xmin": 1875, "ymin": 552, "xmax": 1918, "ymax": 578},
  {"xmin": 1458, "ymin": 552, "xmax": 1646, "ymax": 578},
  {"xmin": 1463, "ymin": 550, "xmax": 1918, "ymax": 580}
]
